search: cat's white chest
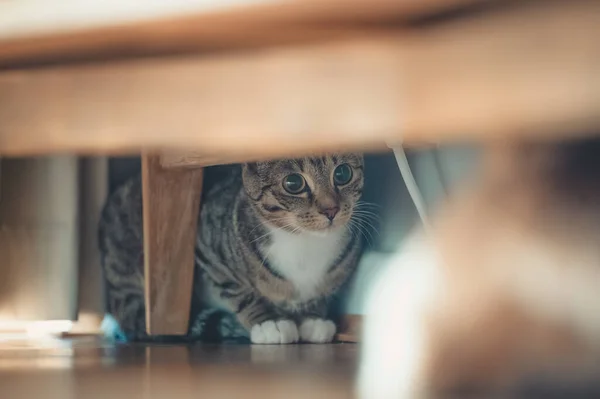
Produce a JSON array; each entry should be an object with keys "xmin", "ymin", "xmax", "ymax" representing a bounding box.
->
[{"xmin": 265, "ymin": 228, "xmax": 347, "ymax": 301}]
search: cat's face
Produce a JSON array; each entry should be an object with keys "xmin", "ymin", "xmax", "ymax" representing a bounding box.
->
[{"xmin": 242, "ymin": 154, "xmax": 364, "ymax": 233}]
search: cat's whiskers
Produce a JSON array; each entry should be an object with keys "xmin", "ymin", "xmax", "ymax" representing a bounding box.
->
[
  {"xmin": 250, "ymin": 230, "xmax": 274, "ymax": 245},
  {"xmin": 353, "ymin": 201, "xmax": 380, "ymax": 215},
  {"xmin": 352, "ymin": 208, "xmax": 380, "ymax": 218},
  {"xmin": 345, "ymin": 222, "xmax": 358, "ymax": 242},
  {"xmin": 351, "ymin": 209, "xmax": 380, "ymax": 220},
  {"xmin": 289, "ymin": 225, "xmax": 303, "ymax": 235},
  {"xmin": 250, "ymin": 230, "xmax": 273, "ymax": 245},
  {"xmin": 351, "ymin": 205, "xmax": 380, "ymax": 231},
  {"xmin": 348, "ymin": 219, "xmax": 367, "ymax": 246},
  {"xmin": 349, "ymin": 217, "xmax": 376, "ymax": 247},
  {"xmin": 351, "ymin": 206, "xmax": 380, "ymax": 218},
  {"xmin": 355, "ymin": 200, "xmax": 381, "ymax": 210},
  {"xmin": 351, "ymin": 212, "xmax": 380, "ymax": 237},
  {"xmin": 343, "ymin": 206, "xmax": 371, "ymax": 239},
  {"xmin": 248, "ymin": 216, "xmax": 289, "ymax": 236},
  {"xmin": 250, "ymin": 221, "xmax": 298, "ymax": 245}
]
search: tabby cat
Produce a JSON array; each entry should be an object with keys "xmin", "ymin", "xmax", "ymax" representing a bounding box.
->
[{"xmin": 99, "ymin": 154, "xmax": 365, "ymax": 344}]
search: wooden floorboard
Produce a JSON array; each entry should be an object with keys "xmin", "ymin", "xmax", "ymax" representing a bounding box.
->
[{"xmin": 0, "ymin": 339, "xmax": 358, "ymax": 398}]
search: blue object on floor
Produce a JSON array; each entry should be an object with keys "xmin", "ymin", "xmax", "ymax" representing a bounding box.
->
[{"xmin": 100, "ymin": 314, "xmax": 128, "ymax": 343}]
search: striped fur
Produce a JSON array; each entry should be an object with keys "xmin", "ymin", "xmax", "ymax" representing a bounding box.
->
[
  {"xmin": 98, "ymin": 175, "xmax": 148, "ymax": 340},
  {"xmin": 98, "ymin": 154, "xmax": 364, "ymax": 343}
]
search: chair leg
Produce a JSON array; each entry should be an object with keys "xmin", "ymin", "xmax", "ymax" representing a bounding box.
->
[{"xmin": 141, "ymin": 153, "xmax": 204, "ymax": 335}]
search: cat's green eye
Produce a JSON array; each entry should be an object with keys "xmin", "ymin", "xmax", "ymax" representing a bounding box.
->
[
  {"xmin": 333, "ymin": 164, "xmax": 353, "ymax": 186},
  {"xmin": 283, "ymin": 173, "xmax": 306, "ymax": 194}
]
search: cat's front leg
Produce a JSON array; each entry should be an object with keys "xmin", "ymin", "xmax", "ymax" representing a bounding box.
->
[
  {"xmin": 250, "ymin": 319, "xmax": 299, "ymax": 345},
  {"xmin": 232, "ymin": 292, "xmax": 299, "ymax": 344},
  {"xmin": 298, "ymin": 300, "xmax": 336, "ymax": 343}
]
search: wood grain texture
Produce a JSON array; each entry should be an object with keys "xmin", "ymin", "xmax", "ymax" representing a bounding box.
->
[
  {"xmin": 399, "ymin": 0, "xmax": 600, "ymax": 143},
  {"xmin": 159, "ymin": 151, "xmax": 216, "ymax": 169},
  {"xmin": 0, "ymin": 35, "xmax": 402, "ymax": 157},
  {"xmin": 141, "ymin": 154, "xmax": 203, "ymax": 335},
  {"xmin": 159, "ymin": 150, "xmax": 359, "ymax": 168},
  {"xmin": 0, "ymin": 0, "xmax": 598, "ymax": 158},
  {"xmin": 0, "ymin": 0, "xmax": 476, "ymax": 67},
  {"xmin": 159, "ymin": 150, "xmax": 281, "ymax": 169},
  {"xmin": 0, "ymin": 343, "xmax": 358, "ymax": 399},
  {"xmin": 336, "ymin": 314, "xmax": 362, "ymax": 343}
]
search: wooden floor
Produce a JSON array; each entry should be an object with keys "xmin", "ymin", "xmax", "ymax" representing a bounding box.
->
[{"xmin": 0, "ymin": 338, "xmax": 357, "ymax": 398}]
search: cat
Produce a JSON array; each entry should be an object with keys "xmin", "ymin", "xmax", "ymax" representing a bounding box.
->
[
  {"xmin": 358, "ymin": 138, "xmax": 600, "ymax": 398},
  {"xmin": 99, "ymin": 154, "xmax": 365, "ymax": 344}
]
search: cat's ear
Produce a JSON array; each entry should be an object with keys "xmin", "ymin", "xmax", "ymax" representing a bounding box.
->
[
  {"xmin": 242, "ymin": 162, "xmax": 259, "ymax": 177},
  {"xmin": 242, "ymin": 163, "xmax": 262, "ymax": 200}
]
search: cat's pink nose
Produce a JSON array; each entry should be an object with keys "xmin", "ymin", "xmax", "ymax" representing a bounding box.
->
[{"xmin": 320, "ymin": 206, "xmax": 340, "ymax": 221}]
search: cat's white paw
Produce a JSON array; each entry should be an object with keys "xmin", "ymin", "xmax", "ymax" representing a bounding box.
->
[
  {"xmin": 251, "ymin": 320, "xmax": 299, "ymax": 344},
  {"xmin": 299, "ymin": 318, "xmax": 336, "ymax": 343}
]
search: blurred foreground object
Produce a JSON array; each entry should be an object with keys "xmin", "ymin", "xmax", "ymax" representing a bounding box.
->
[
  {"xmin": 0, "ymin": 343, "xmax": 356, "ymax": 398},
  {"xmin": 359, "ymin": 137, "xmax": 600, "ymax": 397},
  {"xmin": 0, "ymin": 0, "xmax": 598, "ymax": 159}
]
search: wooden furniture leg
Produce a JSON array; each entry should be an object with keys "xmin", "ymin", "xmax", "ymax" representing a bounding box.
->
[{"xmin": 141, "ymin": 153, "xmax": 204, "ymax": 335}]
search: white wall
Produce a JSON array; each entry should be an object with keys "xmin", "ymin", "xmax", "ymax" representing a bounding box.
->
[{"xmin": 0, "ymin": 157, "xmax": 80, "ymax": 321}]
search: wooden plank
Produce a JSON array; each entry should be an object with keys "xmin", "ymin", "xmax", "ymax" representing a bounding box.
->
[
  {"xmin": 141, "ymin": 154, "xmax": 203, "ymax": 335},
  {"xmin": 160, "ymin": 151, "xmax": 215, "ymax": 169},
  {"xmin": 0, "ymin": 0, "xmax": 477, "ymax": 67},
  {"xmin": 0, "ymin": 35, "xmax": 402, "ymax": 156},
  {"xmin": 0, "ymin": 0, "xmax": 598, "ymax": 157},
  {"xmin": 399, "ymin": 0, "xmax": 600, "ymax": 143},
  {"xmin": 159, "ymin": 150, "xmax": 323, "ymax": 168},
  {"xmin": 336, "ymin": 314, "xmax": 362, "ymax": 343}
]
